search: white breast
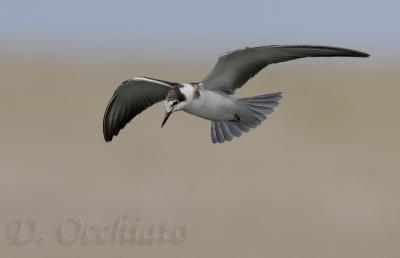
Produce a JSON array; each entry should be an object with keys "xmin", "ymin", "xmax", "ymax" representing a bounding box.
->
[{"xmin": 183, "ymin": 89, "xmax": 237, "ymax": 121}]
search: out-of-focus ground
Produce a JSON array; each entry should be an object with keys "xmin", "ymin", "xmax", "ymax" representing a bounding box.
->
[{"xmin": 0, "ymin": 49, "xmax": 399, "ymax": 258}]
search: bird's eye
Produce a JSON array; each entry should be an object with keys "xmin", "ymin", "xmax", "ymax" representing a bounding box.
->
[{"xmin": 172, "ymin": 101, "xmax": 178, "ymax": 106}]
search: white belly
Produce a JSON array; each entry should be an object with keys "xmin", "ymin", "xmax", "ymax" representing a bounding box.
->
[{"xmin": 183, "ymin": 90, "xmax": 237, "ymax": 121}]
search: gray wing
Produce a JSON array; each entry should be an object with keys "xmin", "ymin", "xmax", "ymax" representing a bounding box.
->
[
  {"xmin": 103, "ymin": 77, "xmax": 177, "ymax": 142},
  {"xmin": 201, "ymin": 45, "xmax": 369, "ymax": 94}
]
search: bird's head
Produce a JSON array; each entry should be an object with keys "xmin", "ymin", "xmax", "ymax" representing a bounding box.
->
[{"xmin": 161, "ymin": 85, "xmax": 189, "ymax": 127}]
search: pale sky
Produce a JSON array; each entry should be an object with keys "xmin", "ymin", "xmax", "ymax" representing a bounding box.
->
[{"xmin": 1, "ymin": 0, "xmax": 398, "ymax": 56}]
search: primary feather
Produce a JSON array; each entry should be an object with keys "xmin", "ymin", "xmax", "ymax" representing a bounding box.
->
[{"xmin": 201, "ymin": 45, "xmax": 369, "ymax": 94}]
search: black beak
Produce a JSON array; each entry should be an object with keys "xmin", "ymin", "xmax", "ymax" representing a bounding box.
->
[{"xmin": 161, "ymin": 109, "xmax": 173, "ymax": 128}]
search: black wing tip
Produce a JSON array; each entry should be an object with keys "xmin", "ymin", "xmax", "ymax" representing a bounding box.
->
[
  {"xmin": 341, "ymin": 48, "xmax": 369, "ymax": 58},
  {"xmin": 276, "ymin": 44, "xmax": 370, "ymax": 58},
  {"xmin": 103, "ymin": 113, "xmax": 114, "ymax": 142},
  {"xmin": 103, "ymin": 115, "xmax": 119, "ymax": 142},
  {"xmin": 103, "ymin": 123, "xmax": 114, "ymax": 142},
  {"xmin": 104, "ymin": 134, "xmax": 113, "ymax": 142},
  {"xmin": 224, "ymin": 44, "xmax": 370, "ymax": 58},
  {"xmin": 357, "ymin": 51, "xmax": 370, "ymax": 58}
]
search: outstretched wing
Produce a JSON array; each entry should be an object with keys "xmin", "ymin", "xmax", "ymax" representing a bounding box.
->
[
  {"xmin": 201, "ymin": 45, "xmax": 369, "ymax": 94},
  {"xmin": 103, "ymin": 77, "xmax": 177, "ymax": 142}
]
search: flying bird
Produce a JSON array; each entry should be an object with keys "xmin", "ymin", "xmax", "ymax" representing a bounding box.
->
[{"xmin": 103, "ymin": 45, "xmax": 369, "ymax": 143}]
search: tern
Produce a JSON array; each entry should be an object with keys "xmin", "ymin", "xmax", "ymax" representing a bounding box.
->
[{"xmin": 103, "ymin": 45, "xmax": 369, "ymax": 143}]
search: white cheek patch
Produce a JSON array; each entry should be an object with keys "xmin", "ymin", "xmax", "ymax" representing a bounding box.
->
[
  {"xmin": 180, "ymin": 84, "xmax": 195, "ymax": 101},
  {"xmin": 175, "ymin": 103, "xmax": 184, "ymax": 111}
]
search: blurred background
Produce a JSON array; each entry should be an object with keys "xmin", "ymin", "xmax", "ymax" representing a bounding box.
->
[{"xmin": 1, "ymin": 0, "xmax": 399, "ymax": 257}]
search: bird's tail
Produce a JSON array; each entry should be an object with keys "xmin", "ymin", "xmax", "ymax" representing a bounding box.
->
[{"xmin": 211, "ymin": 92, "xmax": 282, "ymax": 143}]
